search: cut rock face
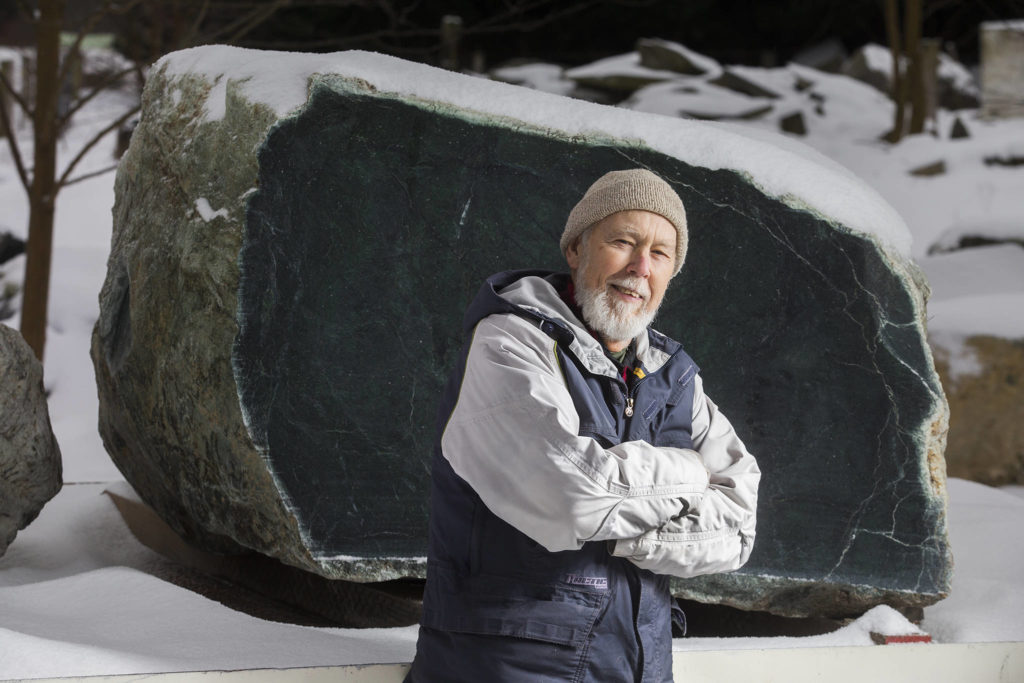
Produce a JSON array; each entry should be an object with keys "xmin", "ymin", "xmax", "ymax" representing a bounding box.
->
[
  {"xmin": 1, "ymin": 325, "xmax": 62, "ymax": 556},
  {"xmin": 92, "ymin": 47, "xmax": 951, "ymax": 617}
]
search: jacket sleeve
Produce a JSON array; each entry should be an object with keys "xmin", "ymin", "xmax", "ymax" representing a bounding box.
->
[
  {"xmin": 609, "ymin": 374, "xmax": 760, "ymax": 578},
  {"xmin": 441, "ymin": 314, "xmax": 710, "ymax": 553}
]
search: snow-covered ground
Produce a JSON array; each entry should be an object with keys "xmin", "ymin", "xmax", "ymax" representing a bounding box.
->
[{"xmin": 1, "ymin": 42, "xmax": 1023, "ymax": 679}]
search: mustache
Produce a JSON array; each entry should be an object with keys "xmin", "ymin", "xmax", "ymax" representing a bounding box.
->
[{"xmin": 607, "ymin": 277, "xmax": 650, "ymax": 300}]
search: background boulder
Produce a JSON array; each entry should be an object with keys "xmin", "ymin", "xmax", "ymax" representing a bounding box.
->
[
  {"xmin": 93, "ymin": 47, "xmax": 951, "ymax": 618},
  {"xmin": 931, "ymin": 334, "xmax": 1024, "ymax": 485},
  {"xmin": 1, "ymin": 325, "xmax": 62, "ymax": 556}
]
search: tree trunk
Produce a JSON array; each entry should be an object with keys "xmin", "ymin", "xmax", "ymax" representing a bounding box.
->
[
  {"xmin": 883, "ymin": 0, "xmax": 905, "ymax": 142},
  {"xmin": 912, "ymin": 37, "xmax": 940, "ymax": 135},
  {"xmin": 904, "ymin": 0, "xmax": 925, "ymax": 135},
  {"xmin": 20, "ymin": 0, "xmax": 64, "ymax": 361}
]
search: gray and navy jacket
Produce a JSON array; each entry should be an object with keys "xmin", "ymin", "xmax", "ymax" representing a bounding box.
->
[{"xmin": 408, "ymin": 270, "xmax": 759, "ymax": 683}]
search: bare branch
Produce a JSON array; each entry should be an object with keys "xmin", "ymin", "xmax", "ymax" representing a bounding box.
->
[
  {"xmin": 59, "ymin": 64, "xmax": 138, "ymax": 127},
  {"xmin": 57, "ymin": 104, "xmax": 140, "ymax": 189},
  {"xmin": 14, "ymin": 0, "xmax": 34, "ymax": 20},
  {"xmin": 202, "ymin": 0, "xmax": 293, "ymax": 44},
  {"xmin": 0, "ymin": 96, "xmax": 31, "ymax": 192},
  {"xmin": 0, "ymin": 65, "xmax": 31, "ymax": 118},
  {"xmin": 471, "ymin": 0, "xmax": 563, "ymax": 30},
  {"xmin": 242, "ymin": 26, "xmax": 442, "ymax": 51},
  {"xmin": 61, "ymin": 162, "xmax": 120, "ymax": 187},
  {"xmin": 57, "ymin": 0, "xmax": 146, "ymax": 87},
  {"xmin": 467, "ymin": 2, "xmax": 594, "ymax": 35},
  {"xmin": 183, "ymin": 0, "xmax": 214, "ymax": 48},
  {"xmin": 58, "ymin": 0, "xmax": 109, "ymax": 87}
]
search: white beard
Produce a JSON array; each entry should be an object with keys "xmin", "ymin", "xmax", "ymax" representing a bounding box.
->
[{"xmin": 575, "ymin": 270, "xmax": 659, "ymax": 346}]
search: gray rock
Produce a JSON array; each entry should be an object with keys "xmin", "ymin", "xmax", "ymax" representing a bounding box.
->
[
  {"xmin": 950, "ymin": 116, "xmax": 970, "ymax": 139},
  {"xmin": 909, "ymin": 160, "xmax": 947, "ymax": 177},
  {"xmin": 636, "ymin": 38, "xmax": 720, "ymax": 76},
  {"xmin": 0, "ymin": 325, "xmax": 62, "ymax": 556},
  {"xmin": 709, "ymin": 69, "xmax": 781, "ymax": 99},
  {"xmin": 779, "ymin": 111, "xmax": 807, "ymax": 135},
  {"xmin": 0, "ymin": 231, "xmax": 25, "ymax": 265},
  {"xmin": 93, "ymin": 48, "xmax": 951, "ymax": 618},
  {"xmin": 930, "ymin": 334, "xmax": 1024, "ymax": 486},
  {"xmin": 564, "ymin": 52, "xmax": 676, "ymax": 95}
]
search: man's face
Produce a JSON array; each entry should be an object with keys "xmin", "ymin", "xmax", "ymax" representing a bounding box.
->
[{"xmin": 566, "ymin": 210, "xmax": 677, "ymax": 352}]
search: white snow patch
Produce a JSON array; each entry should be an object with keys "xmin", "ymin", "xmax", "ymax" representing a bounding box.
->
[
  {"xmin": 922, "ymin": 479, "xmax": 1024, "ymax": 643},
  {"xmin": 195, "ymin": 197, "xmax": 230, "ymax": 222},
  {"xmin": 490, "ymin": 63, "xmax": 575, "ymax": 96},
  {"xmin": 929, "ymin": 330, "xmax": 984, "ymax": 381},
  {"xmin": 860, "ymin": 43, "xmax": 896, "ymax": 73},
  {"xmin": 939, "ymin": 52, "xmax": 979, "ymax": 95},
  {"xmin": 981, "ymin": 19, "xmax": 1024, "ymax": 31},
  {"xmin": 919, "ymin": 244, "xmax": 1024, "ymax": 338},
  {"xmin": 677, "ymin": 605, "xmax": 924, "ymax": 652}
]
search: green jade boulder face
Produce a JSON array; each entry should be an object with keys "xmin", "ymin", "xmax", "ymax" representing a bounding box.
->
[{"xmin": 93, "ymin": 48, "xmax": 951, "ymax": 618}]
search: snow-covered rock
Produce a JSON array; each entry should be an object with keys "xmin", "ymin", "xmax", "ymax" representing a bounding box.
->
[{"xmin": 93, "ymin": 45, "xmax": 949, "ymax": 619}]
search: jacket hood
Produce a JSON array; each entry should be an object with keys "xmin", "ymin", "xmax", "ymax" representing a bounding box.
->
[{"xmin": 463, "ymin": 270, "xmax": 678, "ymax": 378}]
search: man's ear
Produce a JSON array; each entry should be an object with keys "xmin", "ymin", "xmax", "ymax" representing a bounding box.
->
[{"xmin": 565, "ymin": 238, "xmax": 581, "ymax": 270}]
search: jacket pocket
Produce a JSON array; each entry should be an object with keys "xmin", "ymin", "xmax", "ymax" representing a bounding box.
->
[
  {"xmin": 453, "ymin": 573, "xmax": 606, "ymax": 647},
  {"xmin": 423, "ymin": 564, "xmax": 606, "ymax": 648}
]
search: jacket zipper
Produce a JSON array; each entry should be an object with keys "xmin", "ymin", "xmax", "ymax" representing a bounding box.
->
[{"xmin": 622, "ymin": 374, "xmax": 648, "ymax": 420}]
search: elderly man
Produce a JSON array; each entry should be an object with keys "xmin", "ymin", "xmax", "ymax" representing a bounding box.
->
[{"xmin": 406, "ymin": 169, "xmax": 760, "ymax": 682}]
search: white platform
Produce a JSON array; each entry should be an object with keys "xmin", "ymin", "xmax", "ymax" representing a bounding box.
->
[{"xmin": 17, "ymin": 641, "xmax": 1024, "ymax": 683}]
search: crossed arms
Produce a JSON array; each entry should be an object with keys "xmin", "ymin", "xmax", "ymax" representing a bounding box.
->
[{"xmin": 441, "ymin": 314, "xmax": 760, "ymax": 578}]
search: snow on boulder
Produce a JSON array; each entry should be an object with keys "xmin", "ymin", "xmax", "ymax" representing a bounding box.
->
[
  {"xmin": 0, "ymin": 325, "xmax": 62, "ymax": 556},
  {"xmin": 564, "ymin": 51, "xmax": 681, "ymax": 94},
  {"xmin": 92, "ymin": 45, "xmax": 950, "ymax": 618}
]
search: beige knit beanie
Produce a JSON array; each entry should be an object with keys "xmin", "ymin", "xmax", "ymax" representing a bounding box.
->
[{"xmin": 561, "ymin": 168, "xmax": 688, "ymax": 275}]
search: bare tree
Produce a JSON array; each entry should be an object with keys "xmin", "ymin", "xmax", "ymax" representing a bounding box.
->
[
  {"xmin": 0, "ymin": 0, "xmax": 144, "ymax": 360},
  {"xmin": 883, "ymin": 0, "xmax": 927, "ymax": 142},
  {"xmin": 2, "ymin": 0, "xmax": 639, "ymax": 360},
  {"xmin": 883, "ymin": 0, "xmax": 968, "ymax": 142},
  {"xmin": 0, "ymin": 0, "xmax": 296, "ymax": 361}
]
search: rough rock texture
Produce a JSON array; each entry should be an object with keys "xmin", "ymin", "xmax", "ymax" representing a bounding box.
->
[
  {"xmin": 1, "ymin": 325, "xmax": 62, "ymax": 556},
  {"xmin": 931, "ymin": 334, "xmax": 1024, "ymax": 486},
  {"xmin": 93, "ymin": 49, "xmax": 951, "ymax": 618}
]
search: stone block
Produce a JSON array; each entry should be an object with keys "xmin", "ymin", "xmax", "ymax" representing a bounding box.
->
[
  {"xmin": 981, "ymin": 20, "xmax": 1024, "ymax": 119},
  {"xmin": 92, "ymin": 47, "xmax": 951, "ymax": 618},
  {"xmin": 0, "ymin": 325, "xmax": 62, "ymax": 556}
]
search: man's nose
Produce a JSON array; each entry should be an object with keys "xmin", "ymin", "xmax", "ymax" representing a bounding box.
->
[{"xmin": 628, "ymin": 250, "xmax": 652, "ymax": 278}]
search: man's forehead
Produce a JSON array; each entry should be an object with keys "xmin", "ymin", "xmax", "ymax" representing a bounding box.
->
[{"xmin": 599, "ymin": 213, "xmax": 676, "ymax": 245}]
